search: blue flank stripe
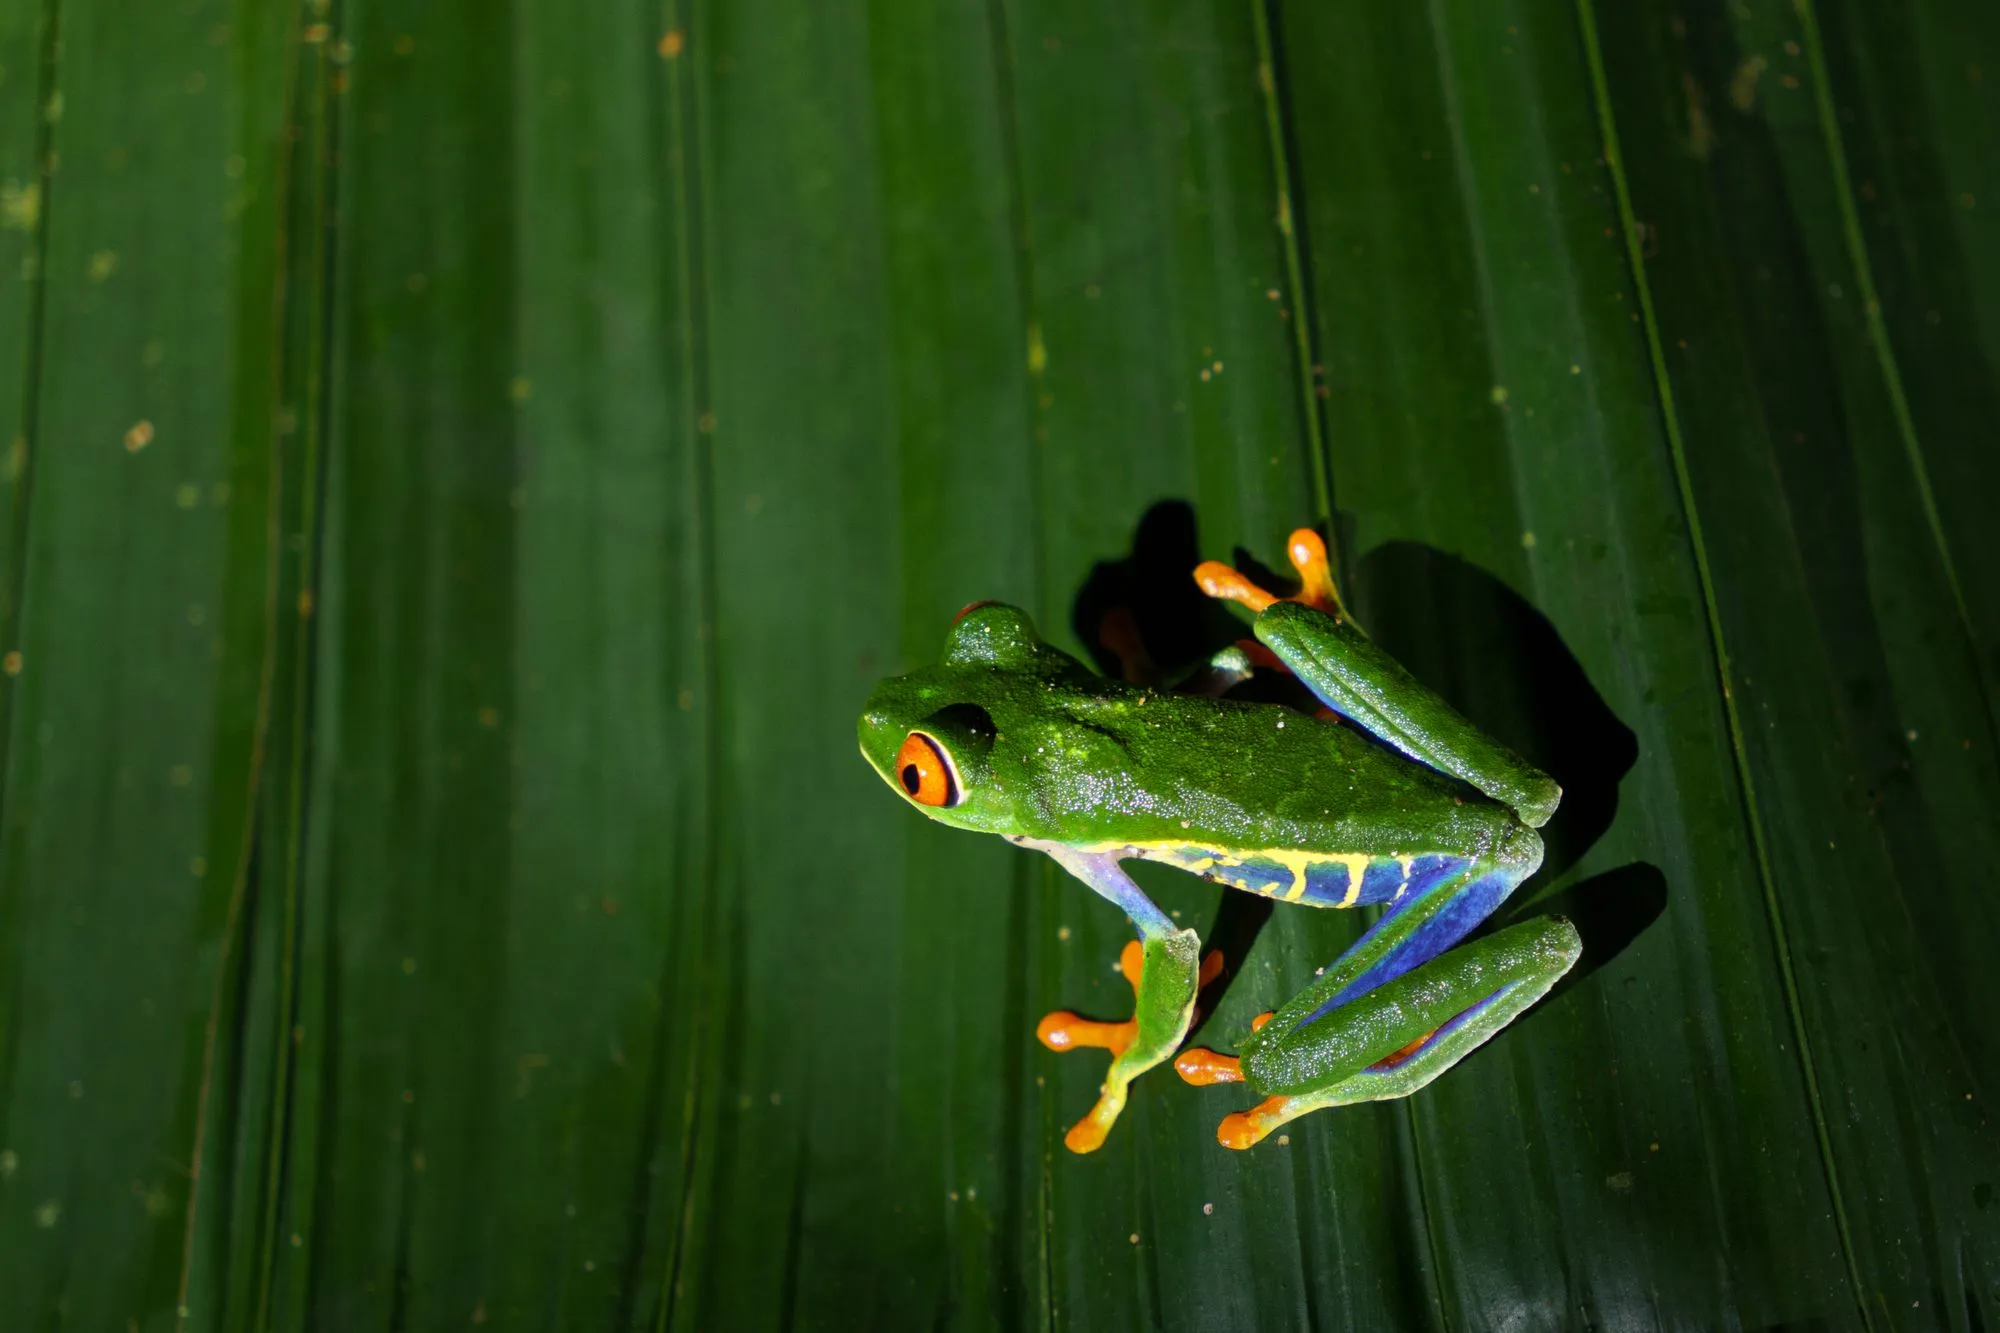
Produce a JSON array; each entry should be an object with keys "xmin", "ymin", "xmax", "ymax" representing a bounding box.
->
[
  {"xmin": 1358, "ymin": 860, "xmax": 1404, "ymax": 904},
  {"xmin": 1304, "ymin": 859, "xmax": 1355, "ymax": 904},
  {"xmin": 1145, "ymin": 846, "xmax": 1469, "ymax": 914},
  {"xmin": 1210, "ymin": 858, "xmax": 1293, "ymax": 897}
]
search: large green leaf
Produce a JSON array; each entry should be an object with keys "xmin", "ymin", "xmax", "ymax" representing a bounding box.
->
[{"xmin": 1, "ymin": 0, "xmax": 1994, "ymax": 1329}]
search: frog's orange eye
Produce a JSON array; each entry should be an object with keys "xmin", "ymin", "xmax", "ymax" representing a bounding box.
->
[{"xmin": 895, "ymin": 731, "xmax": 960, "ymax": 808}]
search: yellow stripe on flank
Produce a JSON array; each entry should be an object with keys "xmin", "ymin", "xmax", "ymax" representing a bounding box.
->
[
  {"xmin": 1332, "ymin": 852, "xmax": 1372, "ymax": 906},
  {"xmin": 1263, "ymin": 848, "xmax": 1313, "ymax": 903},
  {"xmin": 1059, "ymin": 840, "xmax": 1383, "ymax": 910}
]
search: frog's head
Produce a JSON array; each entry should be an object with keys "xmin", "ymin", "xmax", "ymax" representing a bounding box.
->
[{"xmin": 858, "ymin": 602, "xmax": 1085, "ymax": 835}]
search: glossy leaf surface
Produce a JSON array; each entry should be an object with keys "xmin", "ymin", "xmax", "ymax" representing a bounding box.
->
[{"xmin": 0, "ymin": 1, "xmax": 1993, "ymax": 1329}]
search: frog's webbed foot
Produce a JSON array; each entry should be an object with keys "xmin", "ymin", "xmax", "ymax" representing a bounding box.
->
[
  {"xmin": 1037, "ymin": 940, "xmax": 1224, "ymax": 1153},
  {"xmin": 1194, "ymin": 528, "xmax": 1352, "ymax": 624}
]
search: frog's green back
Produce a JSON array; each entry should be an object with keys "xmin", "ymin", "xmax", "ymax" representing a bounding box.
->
[{"xmin": 857, "ymin": 604, "xmax": 1524, "ymax": 864}]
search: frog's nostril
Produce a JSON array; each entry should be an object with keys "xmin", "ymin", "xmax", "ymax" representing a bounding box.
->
[{"xmin": 901, "ymin": 765, "xmax": 922, "ymax": 795}]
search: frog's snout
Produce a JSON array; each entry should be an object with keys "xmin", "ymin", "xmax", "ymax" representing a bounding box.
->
[
  {"xmin": 857, "ymin": 710, "xmax": 892, "ymax": 759},
  {"xmin": 856, "ymin": 706, "xmax": 910, "ymax": 783}
]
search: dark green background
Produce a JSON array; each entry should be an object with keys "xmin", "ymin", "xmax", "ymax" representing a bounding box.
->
[{"xmin": 0, "ymin": 0, "xmax": 1995, "ymax": 1328}]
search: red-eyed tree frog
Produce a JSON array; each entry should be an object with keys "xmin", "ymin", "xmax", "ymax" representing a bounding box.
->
[{"xmin": 858, "ymin": 530, "xmax": 1581, "ymax": 1152}]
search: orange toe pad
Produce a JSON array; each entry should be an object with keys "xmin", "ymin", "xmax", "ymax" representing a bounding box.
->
[
  {"xmin": 1174, "ymin": 1047, "xmax": 1242, "ymax": 1085},
  {"xmin": 1217, "ymin": 1095, "xmax": 1293, "ymax": 1150},
  {"xmin": 1037, "ymin": 1011, "xmax": 1137, "ymax": 1056}
]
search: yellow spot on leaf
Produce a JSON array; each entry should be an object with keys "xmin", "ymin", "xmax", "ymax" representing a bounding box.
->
[
  {"xmin": 1729, "ymin": 55, "xmax": 1766, "ymax": 111},
  {"xmin": 124, "ymin": 420, "xmax": 154, "ymax": 452},
  {"xmin": 658, "ymin": 29, "xmax": 685, "ymax": 58},
  {"xmin": 1027, "ymin": 324, "xmax": 1047, "ymax": 377},
  {"xmin": 0, "ymin": 179, "xmax": 38, "ymax": 231}
]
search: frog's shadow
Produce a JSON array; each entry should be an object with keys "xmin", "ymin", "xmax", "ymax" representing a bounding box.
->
[{"xmin": 1070, "ymin": 500, "xmax": 1663, "ymax": 1006}]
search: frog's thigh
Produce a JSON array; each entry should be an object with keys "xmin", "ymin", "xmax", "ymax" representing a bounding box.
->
[{"xmin": 1224, "ymin": 915, "xmax": 1580, "ymax": 1148}]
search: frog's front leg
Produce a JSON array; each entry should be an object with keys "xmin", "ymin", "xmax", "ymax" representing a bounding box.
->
[
  {"xmin": 1198, "ymin": 529, "xmax": 1561, "ymax": 825},
  {"xmin": 1177, "ymin": 850, "xmax": 1580, "ymax": 1148},
  {"xmin": 1021, "ymin": 841, "xmax": 1215, "ymax": 1153}
]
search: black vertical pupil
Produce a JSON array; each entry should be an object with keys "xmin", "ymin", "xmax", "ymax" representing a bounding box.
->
[{"xmin": 900, "ymin": 764, "xmax": 921, "ymax": 794}]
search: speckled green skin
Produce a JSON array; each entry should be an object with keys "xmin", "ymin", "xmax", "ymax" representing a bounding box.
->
[
  {"xmin": 1256, "ymin": 600, "xmax": 1560, "ymax": 827},
  {"xmin": 857, "ymin": 603, "xmax": 1530, "ymax": 866},
  {"xmin": 859, "ymin": 600, "xmax": 1579, "ymax": 1149}
]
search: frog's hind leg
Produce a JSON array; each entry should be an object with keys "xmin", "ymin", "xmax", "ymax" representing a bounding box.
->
[
  {"xmin": 1207, "ymin": 915, "xmax": 1580, "ymax": 1148},
  {"xmin": 1176, "ymin": 843, "xmax": 1578, "ymax": 1148}
]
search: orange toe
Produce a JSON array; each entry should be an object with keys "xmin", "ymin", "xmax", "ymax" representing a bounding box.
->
[
  {"xmin": 1174, "ymin": 1047, "xmax": 1243, "ymax": 1085},
  {"xmin": 1117, "ymin": 939, "xmax": 1145, "ymax": 990},
  {"xmin": 1064, "ymin": 1118, "xmax": 1109, "ymax": 1154},
  {"xmin": 1037, "ymin": 1010, "xmax": 1137, "ymax": 1056},
  {"xmin": 1195, "ymin": 561, "xmax": 1277, "ymax": 613},
  {"xmin": 1217, "ymin": 1095, "xmax": 1293, "ymax": 1150},
  {"xmin": 1285, "ymin": 529, "xmax": 1342, "ymax": 614}
]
